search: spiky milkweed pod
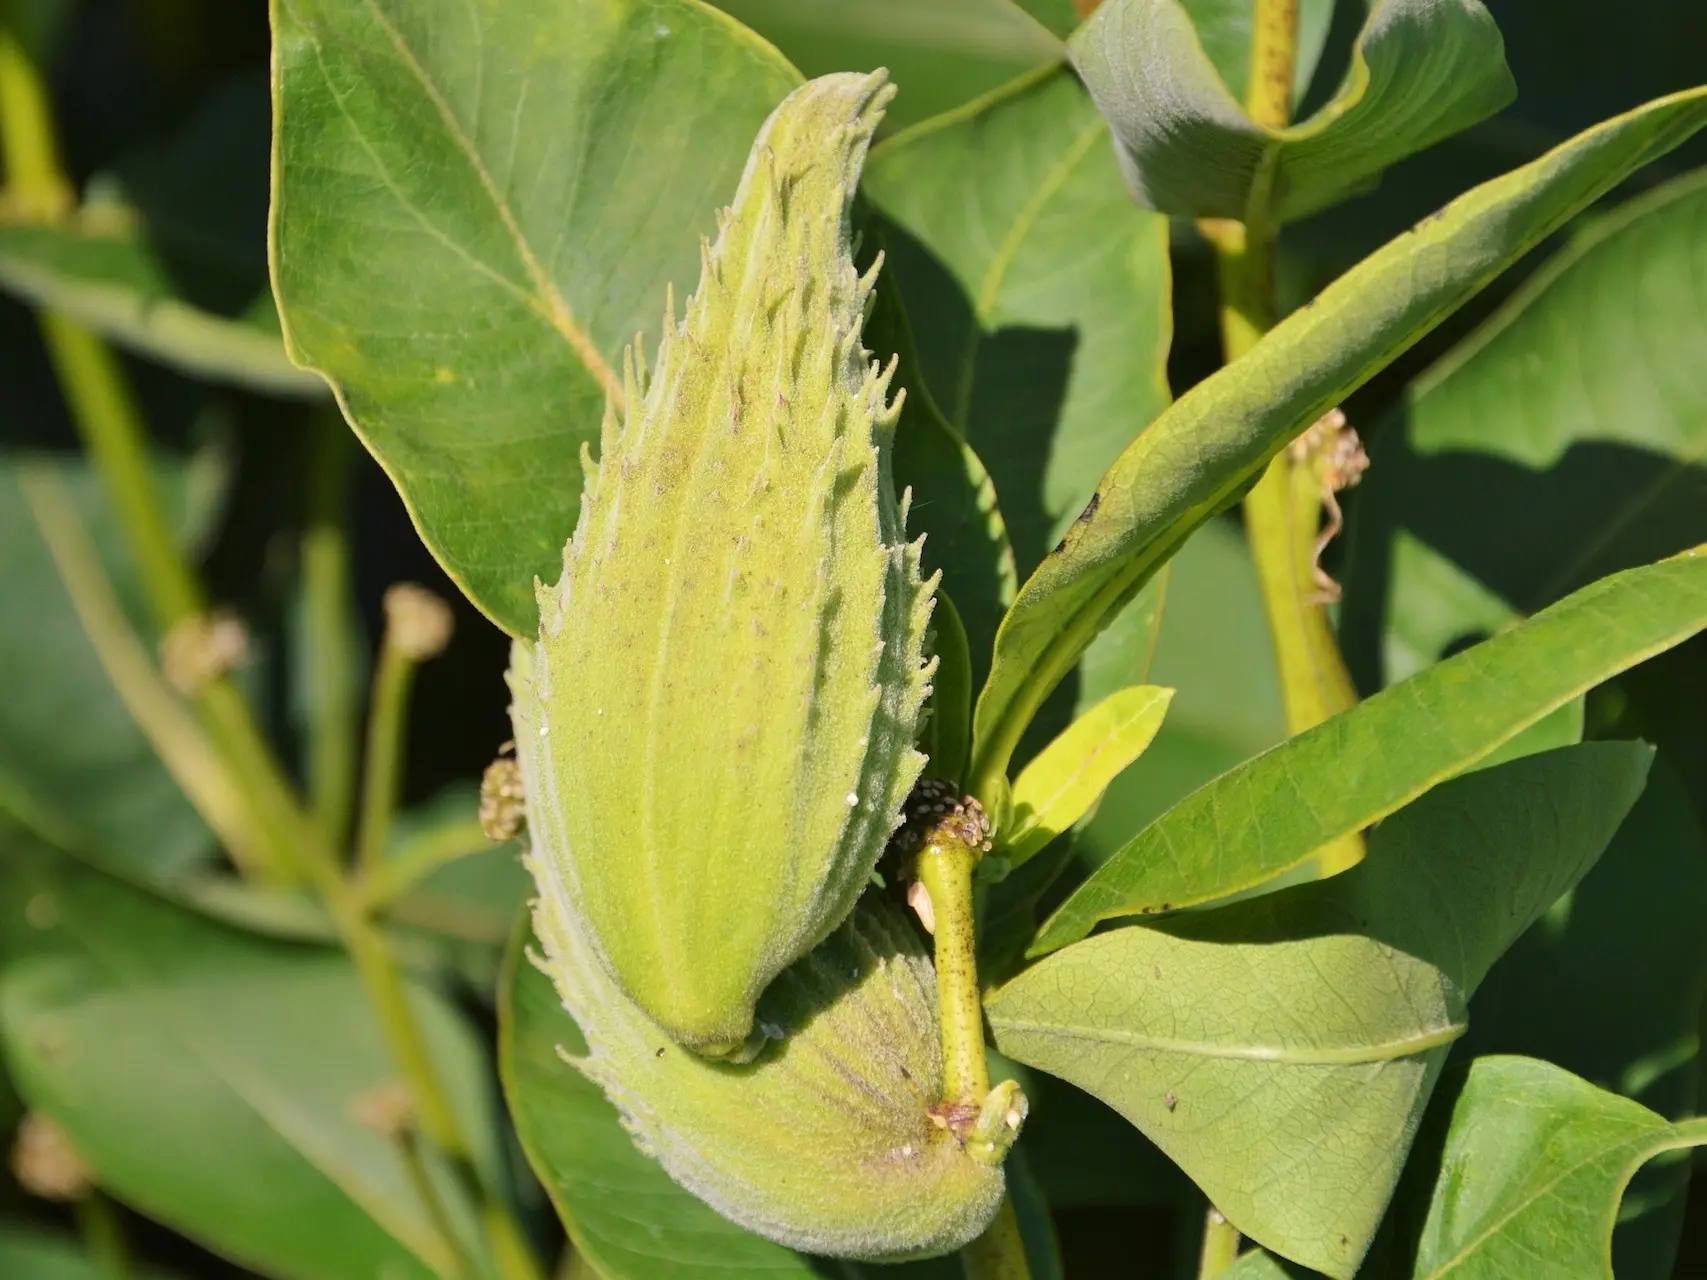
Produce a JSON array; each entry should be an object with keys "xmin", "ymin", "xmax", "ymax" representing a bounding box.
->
[
  {"xmin": 515, "ymin": 69, "xmax": 936, "ymax": 1054},
  {"xmin": 520, "ymin": 812, "xmax": 1008, "ymax": 1258}
]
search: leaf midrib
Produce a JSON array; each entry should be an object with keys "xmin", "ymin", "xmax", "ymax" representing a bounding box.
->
[
  {"xmin": 356, "ymin": 0, "xmax": 623, "ymax": 405},
  {"xmin": 988, "ymin": 1012, "xmax": 1464, "ymax": 1064},
  {"xmin": 1423, "ymin": 1116, "xmax": 1707, "ymax": 1279}
]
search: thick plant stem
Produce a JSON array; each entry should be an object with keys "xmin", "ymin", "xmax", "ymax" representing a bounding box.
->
[
  {"xmin": 1218, "ymin": 0, "xmax": 1362, "ymax": 874},
  {"xmin": 917, "ymin": 835, "xmax": 988, "ymax": 1102},
  {"xmin": 303, "ymin": 414, "xmax": 360, "ymax": 847},
  {"xmin": 1198, "ymin": 1207, "xmax": 1240, "ymax": 1278},
  {"xmin": 1246, "ymin": 0, "xmax": 1299, "ymax": 129},
  {"xmin": 916, "ymin": 816, "xmax": 1030, "ymax": 1280}
]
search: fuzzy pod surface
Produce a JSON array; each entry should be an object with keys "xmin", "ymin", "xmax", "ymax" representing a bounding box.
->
[
  {"xmin": 516, "ymin": 70, "xmax": 936, "ymax": 1053},
  {"xmin": 518, "ymin": 800, "xmax": 1006, "ymax": 1259}
]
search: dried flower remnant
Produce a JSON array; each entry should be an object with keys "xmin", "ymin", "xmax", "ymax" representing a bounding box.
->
[{"xmin": 1288, "ymin": 408, "xmax": 1369, "ymax": 603}]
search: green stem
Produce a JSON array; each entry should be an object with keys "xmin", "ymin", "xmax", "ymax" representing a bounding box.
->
[
  {"xmin": 303, "ymin": 413, "xmax": 360, "ymax": 848},
  {"xmin": 332, "ymin": 886, "xmax": 469, "ymax": 1155},
  {"xmin": 917, "ymin": 836, "xmax": 988, "ymax": 1102},
  {"xmin": 395, "ymin": 1127, "xmax": 474, "ymax": 1280},
  {"xmin": 1198, "ymin": 1206, "xmax": 1240, "ymax": 1279},
  {"xmin": 74, "ymin": 1194, "xmax": 128, "ymax": 1280},
  {"xmin": 483, "ymin": 1199, "xmax": 548, "ymax": 1280},
  {"xmin": 361, "ymin": 818, "xmax": 490, "ymax": 910},
  {"xmin": 0, "ymin": 17, "xmax": 70, "ymax": 218},
  {"xmin": 355, "ymin": 635, "xmax": 419, "ymax": 876},
  {"xmin": 916, "ymin": 824, "xmax": 1030, "ymax": 1280},
  {"xmin": 38, "ymin": 312, "xmax": 202, "ymax": 627}
]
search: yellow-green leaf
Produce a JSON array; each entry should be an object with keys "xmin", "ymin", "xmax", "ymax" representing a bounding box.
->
[
  {"xmin": 1033, "ymin": 546, "xmax": 1707, "ymax": 954},
  {"xmin": 1003, "ymin": 684, "xmax": 1172, "ymax": 869}
]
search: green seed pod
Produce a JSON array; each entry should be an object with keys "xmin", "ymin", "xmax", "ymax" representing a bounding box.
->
[
  {"xmin": 518, "ymin": 762, "xmax": 1009, "ymax": 1259},
  {"xmin": 517, "ymin": 69, "xmax": 935, "ymax": 1054}
]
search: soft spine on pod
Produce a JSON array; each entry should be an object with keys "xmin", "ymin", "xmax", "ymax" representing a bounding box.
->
[{"xmin": 517, "ymin": 69, "xmax": 936, "ymax": 1054}]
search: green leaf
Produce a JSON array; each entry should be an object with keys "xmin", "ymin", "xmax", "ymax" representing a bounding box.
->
[
  {"xmin": 989, "ymin": 742, "xmax": 1653, "ymax": 1277},
  {"xmin": 865, "ymin": 64, "xmax": 1172, "ymax": 583},
  {"xmin": 1033, "ymin": 545, "xmax": 1707, "ymax": 953},
  {"xmin": 1004, "ymin": 684, "xmax": 1172, "ymax": 868},
  {"xmin": 0, "ymin": 221, "xmax": 316, "ymax": 395},
  {"xmin": 1470, "ymin": 695, "xmax": 1583, "ymax": 773},
  {"xmin": 1394, "ymin": 1056, "xmax": 1707, "ymax": 1280},
  {"xmin": 0, "ymin": 452, "xmax": 220, "ymax": 887},
  {"xmin": 1458, "ymin": 756, "xmax": 1707, "ymax": 1278},
  {"xmin": 0, "ymin": 831, "xmax": 495, "ymax": 1280},
  {"xmin": 0, "ymin": 1227, "xmax": 173, "ymax": 1280},
  {"xmin": 921, "ymin": 591, "xmax": 974, "ymax": 786},
  {"xmin": 710, "ymin": 0, "xmax": 1062, "ymax": 131},
  {"xmin": 270, "ymin": 0, "xmax": 801, "ymax": 636},
  {"xmin": 866, "ymin": 268, "xmax": 1017, "ymax": 688},
  {"xmin": 1005, "ymin": 0, "xmax": 1081, "ymax": 41},
  {"xmin": 497, "ymin": 921, "xmax": 820, "ymax": 1280},
  {"xmin": 0, "ymin": 74, "xmax": 316, "ymax": 396},
  {"xmin": 1070, "ymin": 0, "xmax": 1513, "ymax": 221},
  {"xmin": 1343, "ymin": 167, "xmax": 1707, "ymax": 687},
  {"xmin": 970, "ymin": 85, "xmax": 1707, "ymax": 801},
  {"xmin": 1073, "ymin": 518, "xmax": 1284, "ymax": 867}
]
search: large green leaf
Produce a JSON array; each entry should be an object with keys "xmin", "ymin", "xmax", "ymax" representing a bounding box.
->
[
  {"xmin": 0, "ymin": 832, "xmax": 495, "ymax": 1280},
  {"xmin": 864, "ymin": 64, "xmax": 1171, "ymax": 582},
  {"xmin": 989, "ymin": 743, "xmax": 1652, "ymax": 1277},
  {"xmin": 710, "ymin": 0, "xmax": 1061, "ymax": 130},
  {"xmin": 1069, "ymin": 0, "xmax": 1513, "ymax": 221},
  {"xmin": 498, "ymin": 923, "xmax": 819, "ymax": 1280},
  {"xmin": 0, "ymin": 452, "xmax": 220, "ymax": 887},
  {"xmin": 1388, "ymin": 1056, "xmax": 1707, "ymax": 1280},
  {"xmin": 270, "ymin": 0, "xmax": 801, "ymax": 636},
  {"xmin": 1343, "ymin": 168, "xmax": 1707, "ymax": 687},
  {"xmin": 1032, "ymin": 545, "xmax": 1707, "ymax": 953},
  {"xmin": 970, "ymin": 85, "xmax": 1707, "ymax": 800},
  {"xmin": 1456, "ymin": 756, "xmax": 1707, "ymax": 1278}
]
